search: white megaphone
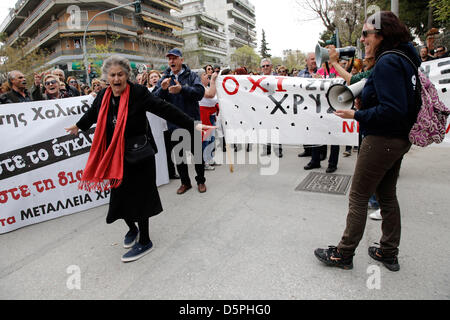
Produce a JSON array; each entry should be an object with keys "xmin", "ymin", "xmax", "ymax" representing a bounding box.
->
[
  {"xmin": 315, "ymin": 44, "xmax": 357, "ymax": 67},
  {"xmin": 315, "ymin": 44, "xmax": 329, "ymax": 67},
  {"xmin": 326, "ymin": 78, "xmax": 367, "ymax": 110}
]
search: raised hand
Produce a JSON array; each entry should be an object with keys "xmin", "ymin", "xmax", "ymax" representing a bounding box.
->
[
  {"xmin": 161, "ymin": 77, "xmax": 171, "ymax": 90},
  {"xmin": 168, "ymin": 79, "xmax": 182, "ymax": 94}
]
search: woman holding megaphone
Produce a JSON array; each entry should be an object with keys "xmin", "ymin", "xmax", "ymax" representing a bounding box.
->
[{"xmin": 314, "ymin": 11, "xmax": 421, "ymax": 272}]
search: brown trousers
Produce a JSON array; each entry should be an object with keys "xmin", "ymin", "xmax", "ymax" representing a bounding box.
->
[{"xmin": 338, "ymin": 135, "xmax": 411, "ymax": 257}]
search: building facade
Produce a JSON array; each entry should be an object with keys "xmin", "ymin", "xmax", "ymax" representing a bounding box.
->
[
  {"xmin": 174, "ymin": 0, "xmax": 227, "ymax": 68},
  {"xmin": 0, "ymin": 0, "xmax": 184, "ymax": 81},
  {"xmin": 176, "ymin": 0, "xmax": 256, "ymax": 67}
]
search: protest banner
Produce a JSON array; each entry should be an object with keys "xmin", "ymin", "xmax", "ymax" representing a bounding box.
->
[
  {"xmin": 0, "ymin": 95, "xmax": 169, "ymax": 234},
  {"xmin": 216, "ymin": 57, "xmax": 450, "ymax": 147}
]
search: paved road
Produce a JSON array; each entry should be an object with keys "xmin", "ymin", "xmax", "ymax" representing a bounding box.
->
[{"xmin": 1, "ymin": 145, "xmax": 449, "ymax": 300}]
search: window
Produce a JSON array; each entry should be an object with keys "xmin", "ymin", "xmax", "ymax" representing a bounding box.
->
[
  {"xmin": 113, "ymin": 14, "xmax": 123, "ymax": 24},
  {"xmin": 80, "ymin": 11, "xmax": 88, "ymax": 21},
  {"xmin": 73, "ymin": 38, "xmax": 82, "ymax": 49}
]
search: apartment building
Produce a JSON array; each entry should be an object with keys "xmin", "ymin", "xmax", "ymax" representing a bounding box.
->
[
  {"xmin": 0, "ymin": 0, "xmax": 184, "ymax": 80},
  {"xmin": 174, "ymin": 0, "xmax": 227, "ymax": 68},
  {"xmin": 176, "ymin": 0, "xmax": 256, "ymax": 67}
]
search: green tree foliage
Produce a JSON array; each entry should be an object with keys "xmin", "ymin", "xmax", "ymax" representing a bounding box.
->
[
  {"xmin": 230, "ymin": 45, "xmax": 261, "ymax": 72},
  {"xmin": 429, "ymin": 0, "xmax": 450, "ymax": 27},
  {"xmin": 298, "ymin": 0, "xmax": 365, "ymax": 47},
  {"xmin": 83, "ymin": 34, "xmax": 120, "ymax": 77},
  {"xmin": 259, "ymin": 29, "xmax": 271, "ymax": 58},
  {"xmin": 370, "ymin": 0, "xmax": 445, "ymax": 37},
  {"xmin": 283, "ymin": 50, "xmax": 306, "ymax": 71}
]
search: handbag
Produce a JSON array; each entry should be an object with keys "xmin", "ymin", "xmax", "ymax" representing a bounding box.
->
[{"xmin": 124, "ymin": 120, "xmax": 155, "ymax": 164}]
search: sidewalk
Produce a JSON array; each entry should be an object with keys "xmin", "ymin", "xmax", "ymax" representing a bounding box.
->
[{"xmin": 0, "ymin": 145, "xmax": 449, "ymax": 299}]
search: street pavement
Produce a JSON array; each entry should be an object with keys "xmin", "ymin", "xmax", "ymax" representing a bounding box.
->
[{"xmin": 0, "ymin": 144, "xmax": 449, "ymax": 300}]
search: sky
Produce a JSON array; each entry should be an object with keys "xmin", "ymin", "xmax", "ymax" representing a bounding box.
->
[{"xmin": 0, "ymin": 0, "xmax": 326, "ymax": 57}]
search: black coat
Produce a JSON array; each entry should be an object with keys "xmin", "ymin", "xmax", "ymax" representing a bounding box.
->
[
  {"xmin": 153, "ymin": 64, "xmax": 205, "ymax": 130},
  {"xmin": 0, "ymin": 89, "xmax": 32, "ymax": 104},
  {"xmin": 76, "ymin": 82, "xmax": 194, "ymax": 223}
]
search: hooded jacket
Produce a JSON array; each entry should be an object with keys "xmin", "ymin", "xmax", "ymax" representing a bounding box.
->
[
  {"xmin": 355, "ymin": 42, "xmax": 421, "ymax": 139},
  {"xmin": 153, "ymin": 64, "xmax": 205, "ymax": 130}
]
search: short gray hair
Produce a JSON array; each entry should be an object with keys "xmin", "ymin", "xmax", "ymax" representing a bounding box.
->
[
  {"xmin": 260, "ymin": 58, "xmax": 272, "ymax": 67},
  {"xmin": 196, "ymin": 69, "xmax": 206, "ymax": 77},
  {"xmin": 7, "ymin": 70, "xmax": 21, "ymax": 85},
  {"xmin": 102, "ymin": 55, "xmax": 131, "ymax": 79}
]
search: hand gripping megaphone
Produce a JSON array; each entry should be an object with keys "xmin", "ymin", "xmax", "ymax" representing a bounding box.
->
[
  {"xmin": 315, "ymin": 44, "xmax": 357, "ymax": 66},
  {"xmin": 326, "ymin": 78, "xmax": 367, "ymax": 110}
]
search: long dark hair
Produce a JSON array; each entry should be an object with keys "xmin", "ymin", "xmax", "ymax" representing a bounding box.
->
[{"xmin": 366, "ymin": 11, "xmax": 412, "ymax": 59}]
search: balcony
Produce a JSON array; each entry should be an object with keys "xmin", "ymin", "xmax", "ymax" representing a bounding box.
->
[
  {"xmin": 23, "ymin": 20, "xmax": 59, "ymax": 54},
  {"xmin": 229, "ymin": 21, "xmax": 256, "ymax": 37},
  {"xmin": 117, "ymin": 0, "xmax": 181, "ymax": 12},
  {"xmin": 229, "ymin": 7, "xmax": 255, "ymax": 27},
  {"xmin": 5, "ymin": 0, "xmax": 54, "ymax": 47},
  {"xmin": 199, "ymin": 26, "xmax": 226, "ymax": 41},
  {"xmin": 234, "ymin": 0, "xmax": 255, "ymax": 14},
  {"xmin": 0, "ymin": 0, "xmax": 41, "ymax": 34},
  {"xmin": 200, "ymin": 43, "xmax": 227, "ymax": 55},
  {"xmin": 229, "ymin": 33, "xmax": 256, "ymax": 48},
  {"xmin": 141, "ymin": 2, "xmax": 183, "ymax": 28},
  {"xmin": 20, "ymin": 18, "xmax": 182, "ymax": 56}
]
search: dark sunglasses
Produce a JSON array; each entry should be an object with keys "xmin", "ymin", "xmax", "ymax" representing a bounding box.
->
[
  {"xmin": 435, "ymin": 49, "xmax": 445, "ymax": 53},
  {"xmin": 362, "ymin": 29, "xmax": 379, "ymax": 38},
  {"xmin": 261, "ymin": 64, "xmax": 271, "ymax": 68},
  {"xmin": 69, "ymin": 80, "xmax": 77, "ymax": 83},
  {"xmin": 45, "ymin": 80, "xmax": 58, "ymax": 86}
]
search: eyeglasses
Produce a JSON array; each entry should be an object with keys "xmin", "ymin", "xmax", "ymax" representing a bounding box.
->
[
  {"xmin": 435, "ymin": 49, "xmax": 445, "ymax": 53},
  {"xmin": 45, "ymin": 80, "xmax": 58, "ymax": 86},
  {"xmin": 69, "ymin": 80, "xmax": 77, "ymax": 84},
  {"xmin": 362, "ymin": 29, "xmax": 379, "ymax": 38},
  {"xmin": 261, "ymin": 65, "xmax": 271, "ymax": 68}
]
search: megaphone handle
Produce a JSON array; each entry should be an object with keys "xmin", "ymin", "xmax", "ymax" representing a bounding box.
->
[{"xmin": 325, "ymin": 62, "xmax": 331, "ymax": 78}]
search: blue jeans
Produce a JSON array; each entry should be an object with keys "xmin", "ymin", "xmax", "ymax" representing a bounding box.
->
[
  {"xmin": 202, "ymin": 114, "xmax": 216, "ymax": 163},
  {"xmin": 368, "ymin": 194, "xmax": 380, "ymax": 209}
]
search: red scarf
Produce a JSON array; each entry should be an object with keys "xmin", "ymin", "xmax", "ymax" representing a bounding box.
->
[{"xmin": 79, "ymin": 85, "xmax": 130, "ymax": 192}]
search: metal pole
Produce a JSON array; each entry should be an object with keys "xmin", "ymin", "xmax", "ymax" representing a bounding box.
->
[
  {"xmin": 364, "ymin": 0, "xmax": 367, "ymax": 21},
  {"xmin": 391, "ymin": 0, "xmax": 399, "ymax": 17},
  {"xmin": 83, "ymin": 1, "xmax": 140, "ymax": 86}
]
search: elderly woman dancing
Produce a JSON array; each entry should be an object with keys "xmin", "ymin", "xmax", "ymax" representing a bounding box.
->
[{"xmin": 66, "ymin": 55, "xmax": 214, "ymax": 262}]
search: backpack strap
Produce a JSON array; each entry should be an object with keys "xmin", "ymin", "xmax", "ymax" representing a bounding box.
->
[{"xmin": 376, "ymin": 49, "xmax": 422, "ymax": 112}]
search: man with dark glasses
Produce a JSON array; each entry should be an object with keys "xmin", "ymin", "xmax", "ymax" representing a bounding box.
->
[
  {"xmin": 434, "ymin": 46, "xmax": 449, "ymax": 59},
  {"xmin": 31, "ymin": 74, "xmax": 64, "ymax": 100}
]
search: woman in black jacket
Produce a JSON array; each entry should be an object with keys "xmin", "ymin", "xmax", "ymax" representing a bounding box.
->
[
  {"xmin": 65, "ymin": 55, "xmax": 214, "ymax": 262},
  {"xmin": 314, "ymin": 12, "xmax": 421, "ymax": 272}
]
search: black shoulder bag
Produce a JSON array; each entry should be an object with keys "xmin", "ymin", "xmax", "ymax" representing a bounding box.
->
[{"xmin": 124, "ymin": 120, "xmax": 155, "ymax": 164}]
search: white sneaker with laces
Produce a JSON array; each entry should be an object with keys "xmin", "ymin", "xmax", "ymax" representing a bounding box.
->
[{"xmin": 369, "ymin": 209, "xmax": 382, "ymax": 220}]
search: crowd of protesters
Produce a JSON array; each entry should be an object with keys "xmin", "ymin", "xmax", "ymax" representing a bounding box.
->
[{"xmin": 0, "ymin": 18, "xmax": 448, "ymax": 266}]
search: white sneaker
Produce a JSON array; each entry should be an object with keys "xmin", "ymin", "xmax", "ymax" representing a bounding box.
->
[
  {"xmin": 204, "ymin": 164, "xmax": 215, "ymax": 171},
  {"xmin": 369, "ymin": 209, "xmax": 382, "ymax": 220}
]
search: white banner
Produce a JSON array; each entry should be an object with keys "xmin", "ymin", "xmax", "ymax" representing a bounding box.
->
[
  {"xmin": 0, "ymin": 95, "xmax": 169, "ymax": 234},
  {"xmin": 216, "ymin": 57, "xmax": 450, "ymax": 146}
]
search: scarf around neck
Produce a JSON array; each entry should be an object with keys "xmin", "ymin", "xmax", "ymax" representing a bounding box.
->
[{"xmin": 79, "ymin": 84, "xmax": 130, "ymax": 192}]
